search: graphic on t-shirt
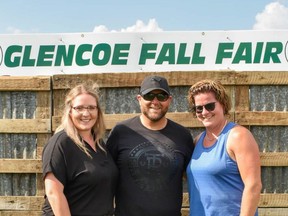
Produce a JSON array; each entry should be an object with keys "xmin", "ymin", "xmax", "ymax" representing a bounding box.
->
[{"xmin": 128, "ymin": 141, "xmax": 178, "ymax": 192}]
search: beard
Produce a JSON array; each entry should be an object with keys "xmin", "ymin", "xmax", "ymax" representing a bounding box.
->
[{"xmin": 142, "ymin": 107, "xmax": 168, "ymax": 122}]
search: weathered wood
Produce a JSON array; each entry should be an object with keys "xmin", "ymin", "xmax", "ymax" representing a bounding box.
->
[
  {"xmin": 0, "ymin": 211, "xmax": 42, "ymax": 216},
  {"xmin": 1, "ymin": 72, "xmax": 288, "ymax": 214},
  {"xmin": 259, "ymin": 193, "xmax": 288, "ymax": 207},
  {"xmin": 235, "ymin": 86, "xmax": 250, "ymax": 111},
  {"xmin": 235, "ymin": 111, "xmax": 288, "ymax": 126},
  {"xmin": 1, "ymin": 152, "xmax": 285, "ymax": 174},
  {"xmin": 0, "ymin": 119, "xmax": 50, "ymax": 133},
  {"xmin": 0, "ymin": 77, "xmax": 50, "ymax": 91},
  {"xmin": 258, "ymin": 208, "xmax": 288, "ymax": 216},
  {"xmin": 182, "ymin": 193, "xmax": 288, "ymax": 208},
  {"xmin": 36, "ymin": 174, "xmax": 44, "ymax": 196},
  {"xmin": 260, "ymin": 152, "xmax": 288, "ymax": 166},
  {"xmin": 35, "ymin": 92, "xmax": 51, "ymax": 119},
  {"xmin": 235, "ymin": 71, "xmax": 288, "ymax": 85},
  {"xmin": 0, "ymin": 159, "xmax": 42, "ymax": 173},
  {"xmin": 181, "ymin": 208, "xmax": 288, "ymax": 216},
  {"xmin": 52, "ymin": 71, "xmax": 237, "ymax": 89},
  {"xmin": 52, "ymin": 112, "xmax": 235, "ymax": 131},
  {"xmin": 0, "ymin": 196, "xmax": 43, "ymax": 210}
]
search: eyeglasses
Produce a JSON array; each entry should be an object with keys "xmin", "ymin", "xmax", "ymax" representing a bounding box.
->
[
  {"xmin": 72, "ymin": 105, "xmax": 98, "ymax": 114},
  {"xmin": 142, "ymin": 92, "xmax": 169, "ymax": 102},
  {"xmin": 194, "ymin": 102, "xmax": 216, "ymax": 114}
]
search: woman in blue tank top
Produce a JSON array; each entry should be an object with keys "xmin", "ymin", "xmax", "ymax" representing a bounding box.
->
[{"xmin": 186, "ymin": 80, "xmax": 262, "ymax": 216}]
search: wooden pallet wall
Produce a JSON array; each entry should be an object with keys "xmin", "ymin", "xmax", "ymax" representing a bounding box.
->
[{"xmin": 0, "ymin": 71, "xmax": 288, "ymax": 215}]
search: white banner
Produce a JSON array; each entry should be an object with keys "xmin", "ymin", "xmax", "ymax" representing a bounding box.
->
[{"xmin": 0, "ymin": 30, "xmax": 288, "ymax": 76}]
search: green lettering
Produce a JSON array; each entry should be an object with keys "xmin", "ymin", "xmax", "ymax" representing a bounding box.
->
[
  {"xmin": 111, "ymin": 44, "xmax": 130, "ymax": 65},
  {"xmin": 139, "ymin": 44, "xmax": 157, "ymax": 65},
  {"xmin": 76, "ymin": 44, "xmax": 92, "ymax": 66},
  {"xmin": 263, "ymin": 42, "xmax": 282, "ymax": 63},
  {"xmin": 156, "ymin": 43, "xmax": 175, "ymax": 64},
  {"xmin": 37, "ymin": 45, "xmax": 55, "ymax": 66},
  {"xmin": 253, "ymin": 42, "xmax": 264, "ymax": 63},
  {"xmin": 232, "ymin": 43, "xmax": 252, "ymax": 64},
  {"xmin": 191, "ymin": 43, "xmax": 205, "ymax": 64},
  {"xmin": 22, "ymin": 45, "xmax": 35, "ymax": 66},
  {"xmin": 216, "ymin": 43, "xmax": 234, "ymax": 64},
  {"xmin": 176, "ymin": 43, "xmax": 190, "ymax": 64},
  {"xmin": 4, "ymin": 45, "xmax": 22, "ymax": 67},
  {"xmin": 92, "ymin": 43, "xmax": 111, "ymax": 66},
  {"xmin": 55, "ymin": 45, "xmax": 75, "ymax": 66}
]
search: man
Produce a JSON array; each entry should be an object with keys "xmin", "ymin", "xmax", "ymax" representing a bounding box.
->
[{"xmin": 106, "ymin": 75, "xmax": 194, "ymax": 216}]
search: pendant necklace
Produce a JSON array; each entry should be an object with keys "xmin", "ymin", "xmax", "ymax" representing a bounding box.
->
[{"xmin": 205, "ymin": 120, "xmax": 228, "ymax": 141}]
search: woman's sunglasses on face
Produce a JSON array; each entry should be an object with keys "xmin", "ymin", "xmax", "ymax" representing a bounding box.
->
[
  {"xmin": 193, "ymin": 102, "xmax": 216, "ymax": 114},
  {"xmin": 142, "ymin": 92, "xmax": 169, "ymax": 102}
]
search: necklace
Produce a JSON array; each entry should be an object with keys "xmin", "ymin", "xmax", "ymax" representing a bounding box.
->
[{"xmin": 205, "ymin": 120, "xmax": 228, "ymax": 141}]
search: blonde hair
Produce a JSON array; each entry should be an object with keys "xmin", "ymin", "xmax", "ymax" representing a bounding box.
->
[
  {"xmin": 55, "ymin": 82, "xmax": 106, "ymax": 157},
  {"xmin": 188, "ymin": 79, "xmax": 231, "ymax": 116}
]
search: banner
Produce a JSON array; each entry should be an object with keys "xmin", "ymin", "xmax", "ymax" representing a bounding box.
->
[{"xmin": 0, "ymin": 30, "xmax": 287, "ymax": 76}]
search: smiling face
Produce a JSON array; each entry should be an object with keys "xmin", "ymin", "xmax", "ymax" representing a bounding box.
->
[
  {"xmin": 138, "ymin": 89, "xmax": 172, "ymax": 123},
  {"xmin": 194, "ymin": 91, "xmax": 225, "ymax": 128},
  {"xmin": 69, "ymin": 93, "xmax": 98, "ymax": 136}
]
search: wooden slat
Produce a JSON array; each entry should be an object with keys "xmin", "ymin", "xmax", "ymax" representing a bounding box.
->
[
  {"xmin": 0, "ymin": 153, "xmax": 286, "ymax": 174},
  {"xmin": 35, "ymin": 92, "xmax": 51, "ymax": 119},
  {"xmin": 52, "ymin": 112, "xmax": 236, "ymax": 131},
  {"xmin": 0, "ymin": 76, "xmax": 50, "ymax": 91},
  {"xmin": 36, "ymin": 174, "xmax": 44, "ymax": 196},
  {"xmin": 0, "ymin": 159, "xmax": 42, "ymax": 173},
  {"xmin": 52, "ymin": 71, "xmax": 237, "ymax": 89},
  {"xmin": 0, "ymin": 195, "xmax": 287, "ymax": 213},
  {"xmin": 0, "ymin": 196, "xmax": 43, "ymax": 211},
  {"xmin": 234, "ymin": 86, "xmax": 250, "ymax": 111},
  {"xmin": 0, "ymin": 211, "xmax": 42, "ymax": 216},
  {"xmin": 235, "ymin": 71, "xmax": 288, "ymax": 85},
  {"xmin": 52, "ymin": 71, "xmax": 288, "ymax": 90},
  {"xmin": 182, "ymin": 193, "xmax": 288, "ymax": 208},
  {"xmin": 0, "ymin": 119, "xmax": 50, "ymax": 133},
  {"xmin": 235, "ymin": 111, "xmax": 288, "ymax": 126},
  {"xmin": 181, "ymin": 208, "xmax": 288, "ymax": 216},
  {"xmin": 260, "ymin": 152, "xmax": 288, "ymax": 166},
  {"xmin": 259, "ymin": 193, "xmax": 288, "ymax": 207},
  {"xmin": 258, "ymin": 208, "xmax": 288, "ymax": 216}
]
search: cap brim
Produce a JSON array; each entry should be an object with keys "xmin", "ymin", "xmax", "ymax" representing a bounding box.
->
[{"xmin": 141, "ymin": 88, "xmax": 170, "ymax": 95}]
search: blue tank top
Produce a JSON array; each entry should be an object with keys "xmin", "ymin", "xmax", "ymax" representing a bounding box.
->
[{"xmin": 186, "ymin": 122, "xmax": 258, "ymax": 216}]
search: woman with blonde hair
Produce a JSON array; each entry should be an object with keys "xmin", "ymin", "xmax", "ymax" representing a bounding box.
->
[{"xmin": 42, "ymin": 82, "xmax": 118, "ymax": 216}]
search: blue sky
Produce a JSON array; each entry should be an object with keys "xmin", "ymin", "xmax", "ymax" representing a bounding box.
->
[{"xmin": 0, "ymin": 0, "xmax": 288, "ymax": 34}]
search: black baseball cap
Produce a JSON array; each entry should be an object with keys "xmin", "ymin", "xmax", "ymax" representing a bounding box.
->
[{"xmin": 139, "ymin": 75, "xmax": 170, "ymax": 95}]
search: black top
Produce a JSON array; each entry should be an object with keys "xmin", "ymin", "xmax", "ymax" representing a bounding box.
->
[
  {"xmin": 106, "ymin": 116, "xmax": 194, "ymax": 216},
  {"xmin": 42, "ymin": 130, "xmax": 118, "ymax": 216}
]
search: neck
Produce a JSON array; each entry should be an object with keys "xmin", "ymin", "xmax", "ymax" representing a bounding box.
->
[
  {"xmin": 205, "ymin": 119, "xmax": 228, "ymax": 141},
  {"xmin": 140, "ymin": 115, "xmax": 167, "ymax": 130}
]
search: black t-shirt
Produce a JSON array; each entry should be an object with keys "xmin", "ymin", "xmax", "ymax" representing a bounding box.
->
[
  {"xmin": 106, "ymin": 116, "xmax": 194, "ymax": 216},
  {"xmin": 42, "ymin": 130, "xmax": 118, "ymax": 216}
]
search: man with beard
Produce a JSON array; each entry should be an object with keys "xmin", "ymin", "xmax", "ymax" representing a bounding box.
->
[{"xmin": 106, "ymin": 75, "xmax": 194, "ymax": 216}]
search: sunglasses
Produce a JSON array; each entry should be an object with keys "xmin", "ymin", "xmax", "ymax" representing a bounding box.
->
[
  {"xmin": 194, "ymin": 102, "xmax": 216, "ymax": 113},
  {"xmin": 142, "ymin": 92, "xmax": 169, "ymax": 102}
]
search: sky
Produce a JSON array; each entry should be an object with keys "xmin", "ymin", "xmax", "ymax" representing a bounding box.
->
[{"xmin": 0, "ymin": 0, "xmax": 288, "ymax": 34}]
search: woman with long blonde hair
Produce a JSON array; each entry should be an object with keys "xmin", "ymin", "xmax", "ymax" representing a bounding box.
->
[{"xmin": 42, "ymin": 82, "xmax": 118, "ymax": 216}]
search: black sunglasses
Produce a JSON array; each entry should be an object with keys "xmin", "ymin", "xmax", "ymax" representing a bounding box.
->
[
  {"xmin": 142, "ymin": 92, "xmax": 169, "ymax": 102},
  {"xmin": 194, "ymin": 102, "xmax": 216, "ymax": 113}
]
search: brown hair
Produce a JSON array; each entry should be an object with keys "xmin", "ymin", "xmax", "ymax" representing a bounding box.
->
[
  {"xmin": 55, "ymin": 81, "xmax": 106, "ymax": 157},
  {"xmin": 188, "ymin": 79, "xmax": 231, "ymax": 116}
]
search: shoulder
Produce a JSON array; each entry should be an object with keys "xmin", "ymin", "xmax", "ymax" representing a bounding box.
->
[
  {"xmin": 167, "ymin": 119, "xmax": 191, "ymax": 133},
  {"xmin": 112, "ymin": 116, "xmax": 140, "ymax": 130},
  {"xmin": 227, "ymin": 124, "xmax": 258, "ymax": 152},
  {"xmin": 44, "ymin": 130, "xmax": 73, "ymax": 152},
  {"xmin": 229, "ymin": 124, "xmax": 252, "ymax": 140}
]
